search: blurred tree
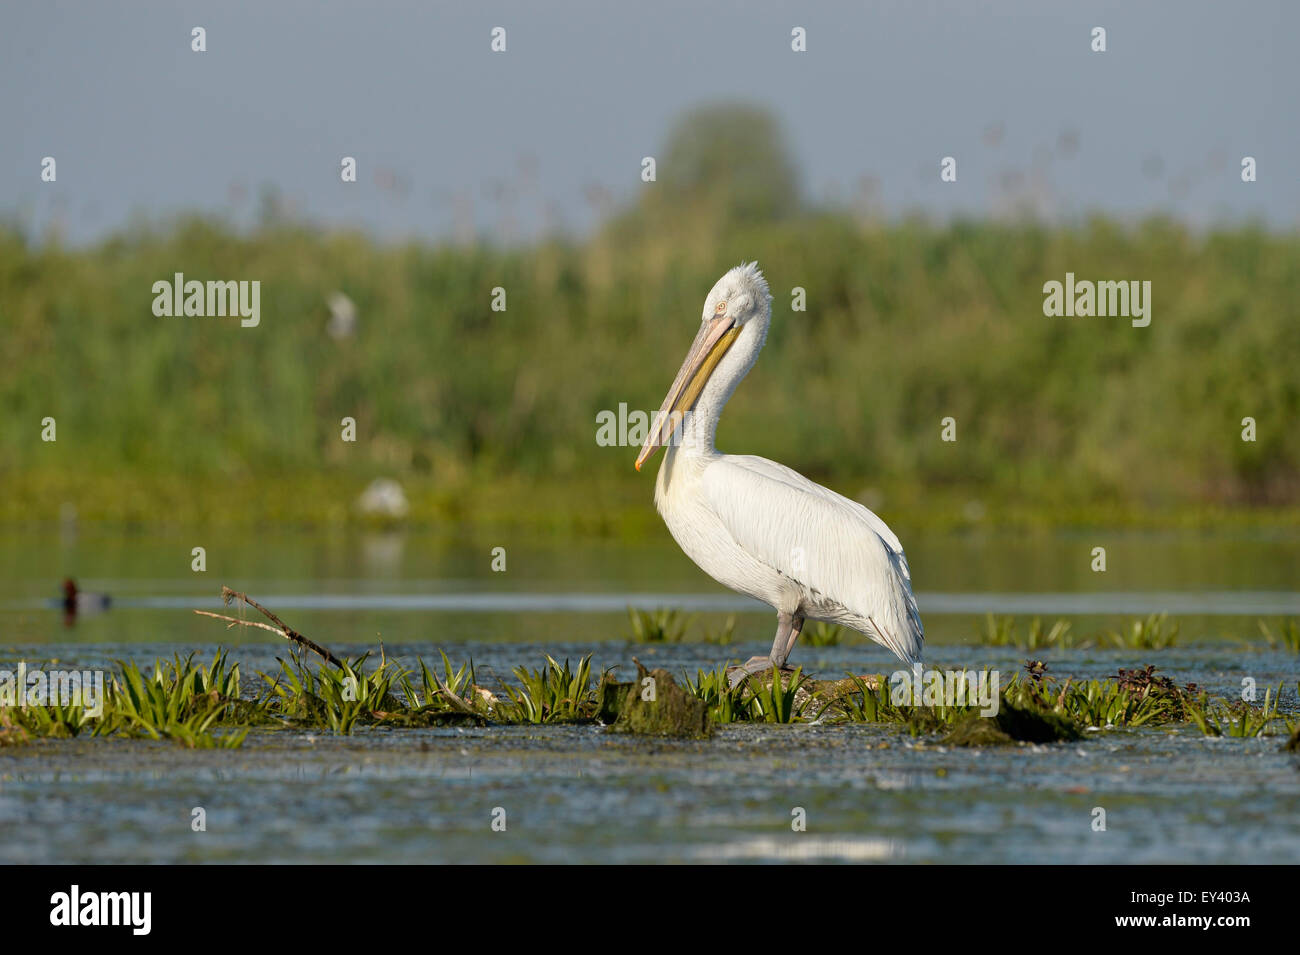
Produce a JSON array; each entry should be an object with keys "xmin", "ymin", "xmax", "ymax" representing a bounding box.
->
[{"xmin": 643, "ymin": 103, "xmax": 802, "ymax": 226}]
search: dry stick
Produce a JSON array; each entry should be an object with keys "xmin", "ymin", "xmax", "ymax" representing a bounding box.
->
[
  {"xmin": 195, "ymin": 588, "xmax": 485, "ymax": 720},
  {"xmin": 191, "ymin": 586, "xmax": 347, "ymax": 668},
  {"xmin": 193, "ymin": 609, "xmax": 344, "ymax": 668},
  {"xmin": 194, "ymin": 611, "xmax": 294, "ymax": 639}
]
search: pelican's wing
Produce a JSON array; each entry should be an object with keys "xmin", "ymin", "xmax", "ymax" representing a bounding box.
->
[{"xmin": 702, "ymin": 455, "xmax": 924, "ymax": 663}]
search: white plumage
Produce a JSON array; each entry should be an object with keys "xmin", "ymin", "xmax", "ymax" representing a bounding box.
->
[{"xmin": 636, "ymin": 263, "xmax": 923, "ymax": 680}]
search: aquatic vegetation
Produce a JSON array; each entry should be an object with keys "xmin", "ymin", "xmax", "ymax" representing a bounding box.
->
[
  {"xmin": 9, "ymin": 595, "xmax": 1295, "ymax": 749},
  {"xmin": 692, "ymin": 665, "xmax": 875, "ymax": 725},
  {"xmin": 627, "ymin": 607, "xmax": 694, "ymax": 644},
  {"xmin": 802, "ymin": 622, "xmax": 844, "ymax": 647},
  {"xmin": 1185, "ymin": 684, "xmax": 1286, "ymax": 738},
  {"xmin": 977, "ymin": 614, "xmax": 1017, "ymax": 647},
  {"xmin": 820, "ymin": 673, "xmax": 907, "ymax": 724},
  {"xmin": 1006, "ymin": 662, "xmax": 1194, "ymax": 729},
  {"xmin": 742, "ymin": 667, "xmax": 809, "ymax": 723},
  {"xmin": 1258, "ymin": 618, "xmax": 1300, "ymax": 654},
  {"xmin": 627, "ymin": 611, "xmax": 838, "ymax": 648},
  {"xmin": 1, "ymin": 700, "xmax": 96, "ymax": 741},
  {"xmin": 261, "ymin": 653, "xmax": 403, "ymax": 734},
  {"xmin": 0, "ymin": 717, "xmax": 32, "ymax": 747},
  {"xmin": 1106, "ymin": 613, "xmax": 1179, "ymax": 649},
  {"xmin": 813, "ymin": 665, "xmax": 1080, "ymax": 742},
  {"xmin": 685, "ymin": 664, "xmax": 808, "ymax": 724},
  {"xmin": 1057, "ymin": 678, "xmax": 1171, "ymax": 729},
  {"xmin": 400, "ymin": 651, "xmax": 485, "ymax": 709},
  {"xmin": 681, "ymin": 655, "xmax": 1291, "ymax": 745},
  {"xmin": 0, "ymin": 651, "xmax": 249, "ymax": 748},
  {"xmin": 498, "ymin": 655, "xmax": 598, "ymax": 724},
  {"xmin": 4, "ymin": 647, "xmax": 1290, "ymax": 747},
  {"xmin": 0, "ymin": 646, "xmax": 595, "ymax": 747},
  {"xmin": 1027, "ymin": 618, "xmax": 1075, "ymax": 649},
  {"xmin": 700, "ymin": 615, "xmax": 737, "ymax": 645},
  {"xmin": 108, "ymin": 653, "xmax": 249, "ymax": 747},
  {"xmin": 974, "ymin": 614, "xmax": 1078, "ymax": 649},
  {"xmin": 827, "ymin": 669, "xmax": 984, "ymax": 732},
  {"xmin": 976, "ymin": 613, "xmax": 1300, "ymax": 656},
  {"xmin": 683, "ymin": 666, "xmax": 749, "ymax": 724}
]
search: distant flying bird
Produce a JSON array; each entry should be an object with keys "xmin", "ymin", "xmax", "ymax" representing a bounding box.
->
[{"xmin": 635, "ymin": 263, "xmax": 924, "ymax": 686}]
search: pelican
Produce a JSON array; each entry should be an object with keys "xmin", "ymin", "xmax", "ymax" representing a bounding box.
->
[{"xmin": 634, "ymin": 263, "xmax": 924, "ymax": 686}]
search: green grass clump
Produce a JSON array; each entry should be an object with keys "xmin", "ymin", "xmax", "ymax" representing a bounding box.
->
[
  {"xmin": 975, "ymin": 615, "xmax": 1077, "ymax": 649},
  {"xmin": 803, "ymin": 622, "xmax": 843, "ymax": 647},
  {"xmin": 1006, "ymin": 662, "xmax": 1193, "ymax": 729},
  {"xmin": 1, "ymin": 700, "xmax": 96, "ymax": 742},
  {"xmin": 258, "ymin": 650, "xmax": 600, "ymax": 728},
  {"xmin": 108, "ymin": 652, "xmax": 249, "ymax": 747},
  {"xmin": 701, "ymin": 615, "xmax": 737, "ymax": 645},
  {"xmin": 1106, "ymin": 613, "xmax": 1179, "ymax": 650},
  {"xmin": 261, "ymin": 653, "xmax": 403, "ymax": 734},
  {"xmin": 683, "ymin": 667, "xmax": 747, "ymax": 724},
  {"xmin": 498, "ymin": 655, "xmax": 598, "ymax": 723},
  {"xmin": 2, "ymin": 651, "xmax": 249, "ymax": 748},
  {"xmin": 1185, "ymin": 684, "xmax": 1287, "ymax": 738},
  {"xmin": 627, "ymin": 608, "xmax": 694, "ymax": 644},
  {"xmin": 743, "ymin": 667, "xmax": 809, "ymax": 723},
  {"xmin": 1258, "ymin": 619, "xmax": 1300, "ymax": 654},
  {"xmin": 825, "ymin": 673, "xmax": 908, "ymax": 724},
  {"xmin": 683, "ymin": 665, "xmax": 810, "ymax": 724},
  {"xmin": 402, "ymin": 651, "xmax": 482, "ymax": 709}
]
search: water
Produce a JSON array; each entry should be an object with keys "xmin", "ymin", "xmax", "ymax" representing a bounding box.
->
[
  {"xmin": 3, "ymin": 526, "xmax": 1298, "ymax": 647},
  {"xmin": 1, "ymin": 526, "xmax": 1297, "ymax": 863}
]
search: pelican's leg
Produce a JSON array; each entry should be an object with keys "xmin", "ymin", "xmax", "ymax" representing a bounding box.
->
[
  {"xmin": 776, "ymin": 614, "xmax": 805, "ymax": 667},
  {"xmin": 728, "ymin": 611, "xmax": 799, "ymax": 688}
]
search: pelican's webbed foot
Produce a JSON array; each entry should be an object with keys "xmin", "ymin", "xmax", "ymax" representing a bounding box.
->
[
  {"xmin": 727, "ymin": 655, "xmax": 775, "ymax": 688},
  {"xmin": 726, "ymin": 656, "xmax": 799, "ymax": 689},
  {"xmin": 725, "ymin": 612, "xmax": 807, "ymax": 688}
]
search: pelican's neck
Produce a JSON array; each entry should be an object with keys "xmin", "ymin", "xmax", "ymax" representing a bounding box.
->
[
  {"xmin": 678, "ymin": 389, "xmax": 725, "ymax": 456},
  {"xmin": 677, "ymin": 317, "xmax": 767, "ymax": 456}
]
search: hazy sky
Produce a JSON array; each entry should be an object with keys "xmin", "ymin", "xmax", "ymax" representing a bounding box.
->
[{"xmin": 3, "ymin": 0, "xmax": 1295, "ymax": 245}]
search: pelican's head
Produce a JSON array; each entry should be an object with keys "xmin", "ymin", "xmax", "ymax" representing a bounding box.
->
[
  {"xmin": 699, "ymin": 261, "xmax": 772, "ymax": 328},
  {"xmin": 635, "ymin": 262, "xmax": 772, "ymax": 471}
]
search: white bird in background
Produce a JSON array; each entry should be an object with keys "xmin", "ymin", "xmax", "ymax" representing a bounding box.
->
[
  {"xmin": 327, "ymin": 291, "xmax": 358, "ymax": 339},
  {"xmin": 635, "ymin": 263, "xmax": 924, "ymax": 686}
]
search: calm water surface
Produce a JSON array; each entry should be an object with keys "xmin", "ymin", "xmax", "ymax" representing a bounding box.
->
[{"xmin": 2, "ymin": 526, "xmax": 1298, "ymax": 647}]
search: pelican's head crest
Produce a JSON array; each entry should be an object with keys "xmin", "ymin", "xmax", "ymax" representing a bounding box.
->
[{"xmin": 702, "ymin": 262, "xmax": 772, "ymax": 326}]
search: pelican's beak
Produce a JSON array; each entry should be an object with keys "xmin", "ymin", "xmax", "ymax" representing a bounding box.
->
[{"xmin": 635, "ymin": 313, "xmax": 741, "ymax": 471}]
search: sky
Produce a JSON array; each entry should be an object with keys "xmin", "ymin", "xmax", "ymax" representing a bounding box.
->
[{"xmin": 2, "ymin": 0, "xmax": 1295, "ymax": 245}]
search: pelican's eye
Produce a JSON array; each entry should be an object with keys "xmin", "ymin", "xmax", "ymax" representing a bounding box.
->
[{"xmin": 715, "ymin": 301, "xmax": 727, "ymax": 314}]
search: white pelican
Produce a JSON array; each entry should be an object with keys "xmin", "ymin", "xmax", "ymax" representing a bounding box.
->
[{"xmin": 634, "ymin": 263, "xmax": 924, "ymax": 686}]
